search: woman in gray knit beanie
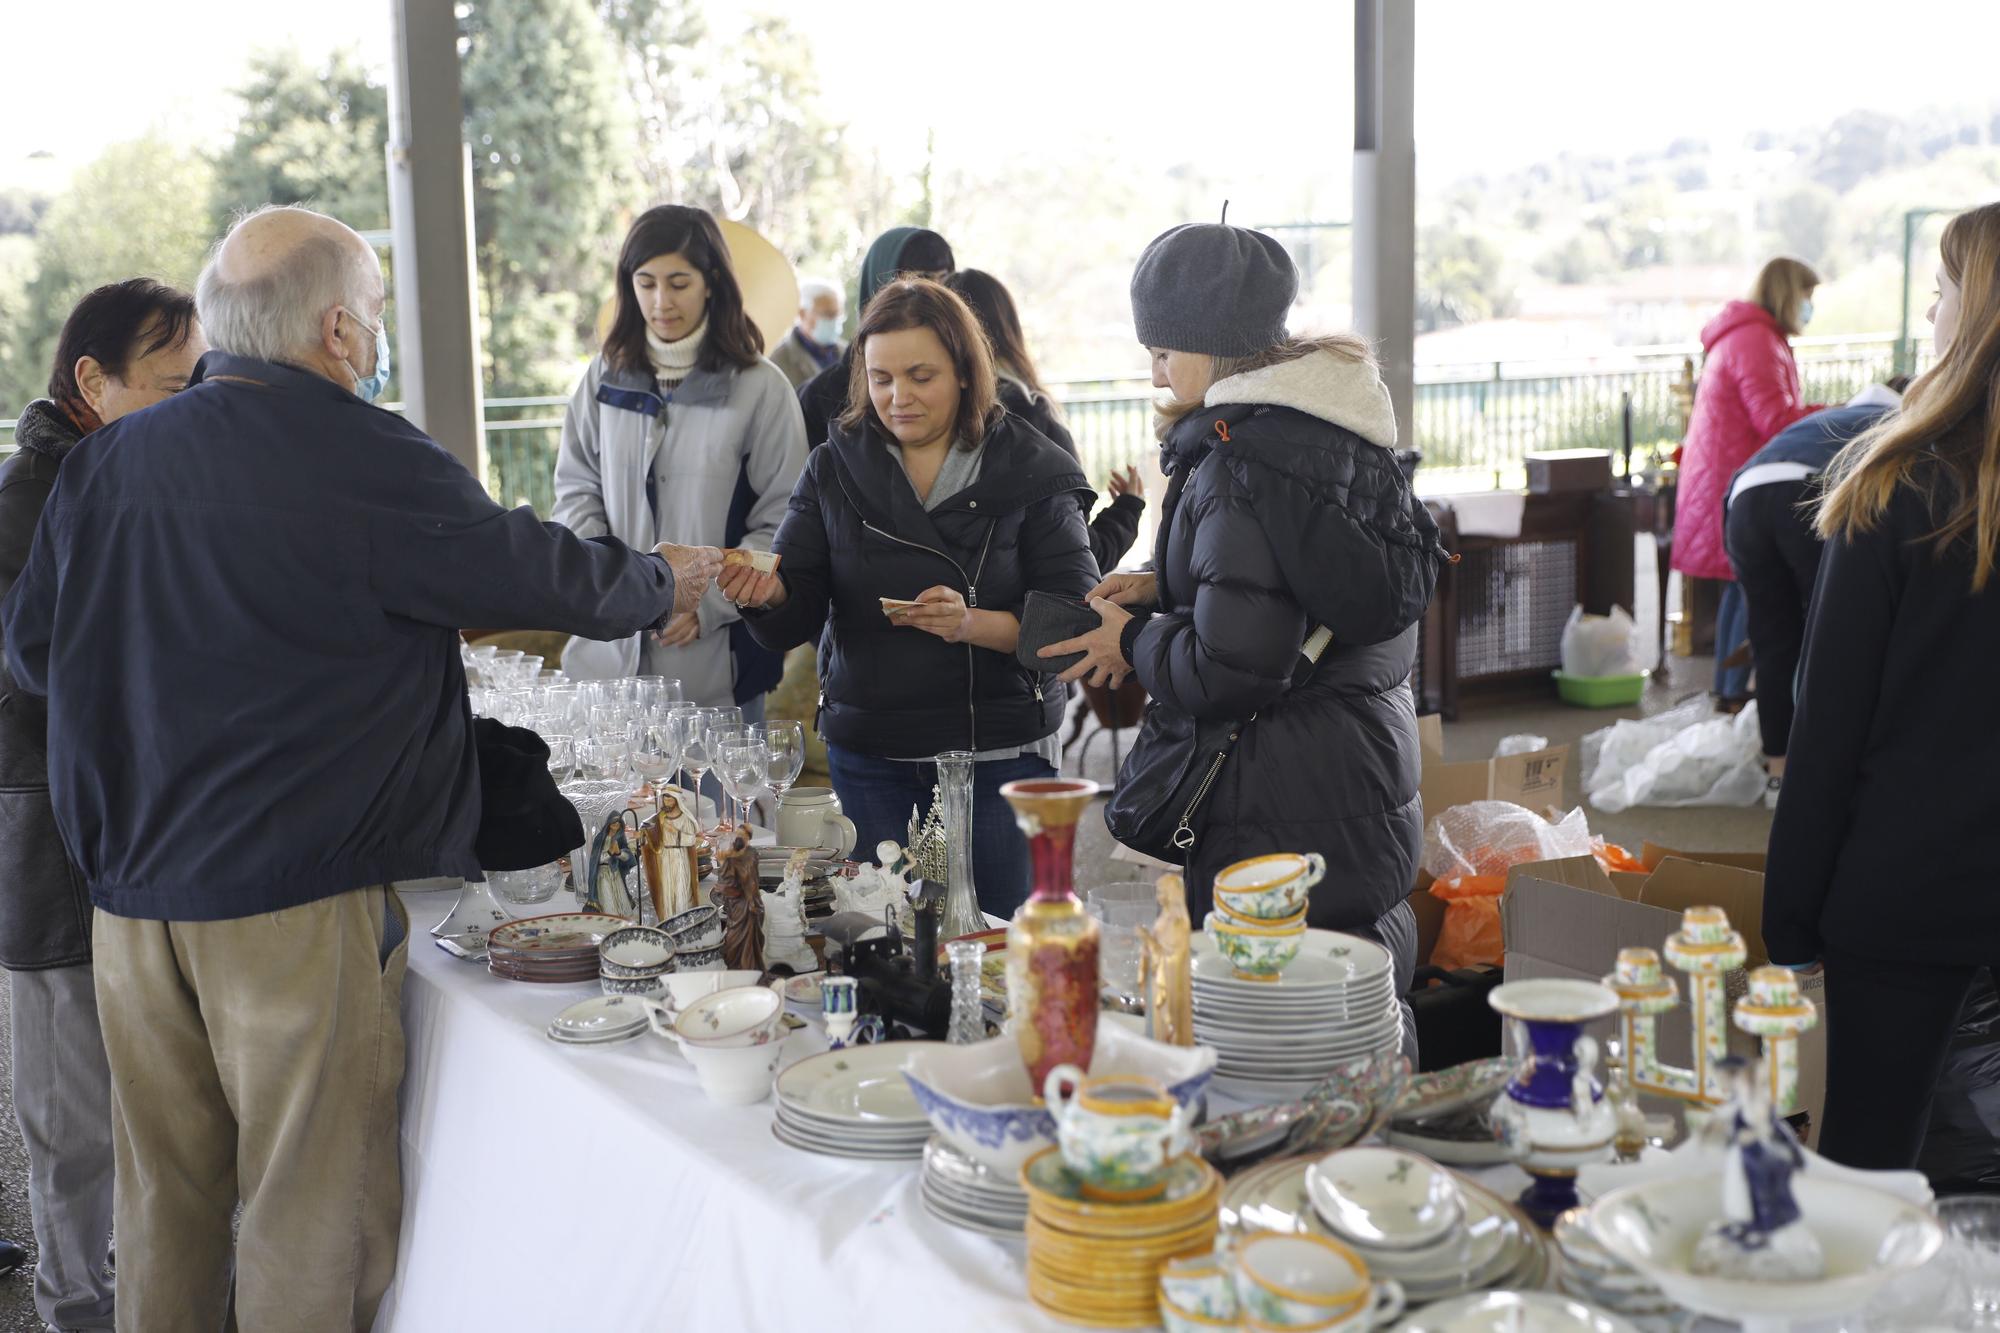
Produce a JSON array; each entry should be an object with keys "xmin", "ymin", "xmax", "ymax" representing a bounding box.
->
[{"xmin": 1040, "ymin": 220, "xmax": 1449, "ymax": 1061}]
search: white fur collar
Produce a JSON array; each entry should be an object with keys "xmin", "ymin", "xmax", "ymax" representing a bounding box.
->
[{"xmin": 1205, "ymin": 348, "xmax": 1397, "ymax": 449}]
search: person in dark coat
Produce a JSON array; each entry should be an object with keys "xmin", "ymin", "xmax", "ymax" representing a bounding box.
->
[
  {"xmin": 797, "ymin": 226, "xmax": 955, "ymax": 448},
  {"xmin": 1044, "ymin": 222, "xmax": 1445, "ymax": 1057},
  {"xmin": 1764, "ymin": 203, "xmax": 2000, "ymax": 1172},
  {"xmin": 1723, "ymin": 378, "xmax": 1903, "ymax": 789},
  {"xmin": 723, "ymin": 279, "xmax": 1097, "ymax": 915},
  {"xmin": 0, "ymin": 205, "xmax": 720, "ymax": 1329},
  {"xmin": 947, "ymin": 269, "xmax": 1145, "ymax": 573},
  {"xmin": 0, "ymin": 278, "xmax": 205, "ymax": 1331}
]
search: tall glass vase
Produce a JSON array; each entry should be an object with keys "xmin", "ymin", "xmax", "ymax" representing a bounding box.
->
[
  {"xmin": 1001, "ymin": 778, "xmax": 1102, "ymax": 1089},
  {"xmin": 936, "ymin": 751, "xmax": 985, "ymax": 940}
]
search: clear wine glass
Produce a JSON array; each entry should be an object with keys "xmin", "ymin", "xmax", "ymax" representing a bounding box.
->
[
  {"xmin": 717, "ymin": 739, "xmax": 766, "ymax": 838},
  {"xmin": 544, "ymin": 734, "xmax": 576, "ymax": 786},
  {"xmin": 630, "ymin": 716, "xmax": 675, "ymax": 809},
  {"xmin": 633, "ymin": 675, "xmax": 682, "ymax": 713},
  {"xmin": 763, "ymin": 720, "xmax": 806, "ymax": 815},
  {"xmin": 679, "ymin": 709, "xmax": 726, "ymax": 824}
]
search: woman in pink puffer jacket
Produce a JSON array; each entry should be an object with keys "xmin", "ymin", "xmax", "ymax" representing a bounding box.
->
[{"xmin": 1672, "ymin": 256, "xmax": 1822, "ymax": 700}]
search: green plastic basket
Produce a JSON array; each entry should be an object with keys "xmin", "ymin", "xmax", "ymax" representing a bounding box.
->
[{"xmin": 1552, "ymin": 669, "xmax": 1650, "ymax": 708}]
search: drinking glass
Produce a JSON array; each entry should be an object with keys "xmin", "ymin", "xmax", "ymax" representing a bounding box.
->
[
  {"xmin": 630, "ymin": 716, "xmax": 676, "ymax": 806},
  {"xmin": 717, "ymin": 740, "xmax": 767, "ymax": 835},
  {"xmin": 1940, "ymin": 1196, "xmax": 2000, "ymax": 1328},
  {"xmin": 633, "ymin": 675, "xmax": 681, "ymax": 712},
  {"xmin": 1086, "ymin": 882, "xmax": 1160, "ymax": 1006},
  {"xmin": 679, "ymin": 709, "xmax": 726, "ymax": 818},
  {"xmin": 763, "ymin": 721, "xmax": 806, "ymax": 810}
]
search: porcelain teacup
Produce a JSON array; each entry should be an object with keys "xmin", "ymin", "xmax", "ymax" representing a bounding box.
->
[
  {"xmin": 1159, "ymin": 1253, "xmax": 1237, "ymax": 1323},
  {"xmin": 1205, "ymin": 911, "xmax": 1305, "ymax": 980},
  {"xmin": 1042, "ymin": 1065, "xmax": 1191, "ymax": 1202},
  {"xmin": 1214, "ymin": 852, "xmax": 1325, "ymax": 920},
  {"xmin": 1232, "ymin": 1233, "xmax": 1404, "ymax": 1330},
  {"xmin": 672, "ymin": 985, "xmax": 785, "ymax": 1048},
  {"xmin": 676, "ymin": 1033, "xmax": 786, "ymax": 1105}
]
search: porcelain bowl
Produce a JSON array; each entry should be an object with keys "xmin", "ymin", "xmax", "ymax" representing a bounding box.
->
[
  {"xmin": 1204, "ymin": 911, "xmax": 1305, "ymax": 979},
  {"xmin": 662, "ymin": 969, "xmax": 764, "ymax": 1010},
  {"xmin": 599, "ymin": 973, "xmax": 666, "ymax": 999},
  {"xmin": 1589, "ymin": 1174, "xmax": 1942, "ymax": 1325},
  {"xmin": 674, "ymin": 943, "xmax": 725, "ymax": 972},
  {"xmin": 599, "ymin": 926, "xmax": 676, "ymax": 979},
  {"xmin": 662, "ymin": 904, "xmax": 723, "ymax": 950},
  {"xmin": 676, "ymin": 1033, "xmax": 787, "ymax": 1105},
  {"xmin": 902, "ymin": 1020, "xmax": 1215, "ymax": 1176},
  {"xmin": 1233, "ymin": 1232, "xmax": 1371, "ymax": 1326},
  {"xmin": 1306, "ymin": 1146, "xmax": 1464, "ymax": 1251},
  {"xmin": 673, "ymin": 985, "xmax": 784, "ymax": 1048}
]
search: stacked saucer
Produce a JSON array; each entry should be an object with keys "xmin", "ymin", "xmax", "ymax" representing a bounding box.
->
[
  {"xmin": 770, "ymin": 1043, "xmax": 936, "ymax": 1159},
  {"xmin": 1220, "ymin": 1155, "xmax": 1547, "ymax": 1306},
  {"xmin": 1552, "ymin": 1208, "xmax": 1678, "ymax": 1321},
  {"xmin": 1192, "ymin": 928, "xmax": 1402, "ymax": 1101},
  {"xmin": 488, "ymin": 912, "xmax": 626, "ymax": 984},
  {"xmin": 1022, "ymin": 1148, "xmax": 1221, "ymax": 1329},
  {"xmin": 920, "ymin": 1135, "xmax": 1028, "ymax": 1237},
  {"xmin": 545, "ymin": 994, "xmax": 648, "ymax": 1046}
]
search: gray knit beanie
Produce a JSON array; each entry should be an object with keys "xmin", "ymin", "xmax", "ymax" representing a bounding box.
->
[{"xmin": 1130, "ymin": 222, "xmax": 1298, "ymax": 358}]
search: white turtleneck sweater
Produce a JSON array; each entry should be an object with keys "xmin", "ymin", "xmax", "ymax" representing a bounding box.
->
[{"xmin": 645, "ymin": 319, "xmax": 706, "ymax": 391}]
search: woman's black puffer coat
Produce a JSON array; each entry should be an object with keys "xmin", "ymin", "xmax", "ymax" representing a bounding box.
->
[{"xmin": 1123, "ymin": 348, "xmax": 1445, "ymax": 932}]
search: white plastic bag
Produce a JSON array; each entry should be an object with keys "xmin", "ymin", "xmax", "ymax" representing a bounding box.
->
[
  {"xmin": 1422, "ymin": 800, "xmax": 1596, "ymax": 880},
  {"xmin": 1585, "ymin": 700, "xmax": 1767, "ymax": 813},
  {"xmin": 1494, "ymin": 734, "xmax": 1550, "ymax": 758},
  {"xmin": 1561, "ymin": 604, "xmax": 1640, "ymax": 678}
]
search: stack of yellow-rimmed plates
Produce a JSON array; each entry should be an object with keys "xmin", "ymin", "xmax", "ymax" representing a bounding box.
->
[{"xmin": 1020, "ymin": 1147, "xmax": 1221, "ymax": 1328}]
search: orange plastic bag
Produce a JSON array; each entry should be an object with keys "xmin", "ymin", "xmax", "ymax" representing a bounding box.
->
[
  {"xmin": 1594, "ymin": 842, "xmax": 1645, "ymax": 875},
  {"xmin": 1427, "ymin": 873, "xmax": 1507, "ymax": 971}
]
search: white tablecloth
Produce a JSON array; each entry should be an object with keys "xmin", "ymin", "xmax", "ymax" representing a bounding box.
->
[{"xmin": 374, "ymin": 887, "xmax": 1062, "ymax": 1333}]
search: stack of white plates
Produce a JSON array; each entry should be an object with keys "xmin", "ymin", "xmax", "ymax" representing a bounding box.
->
[
  {"xmin": 1192, "ymin": 928, "xmax": 1402, "ymax": 1101},
  {"xmin": 919, "ymin": 1135, "xmax": 1029, "ymax": 1237},
  {"xmin": 544, "ymin": 995, "xmax": 648, "ymax": 1047},
  {"xmin": 1220, "ymin": 1157, "xmax": 1549, "ymax": 1307},
  {"xmin": 769, "ymin": 1043, "xmax": 938, "ymax": 1159},
  {"xmin": 1552, "ymin": 1208, "xmax": 1679, "ymax": 1321}
]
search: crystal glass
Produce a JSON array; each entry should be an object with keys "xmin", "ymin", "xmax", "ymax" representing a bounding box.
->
[
  {"xmin": 1085, "ymin": 882, "xmax": 1158, "ymax": 1005},
  {"xmin": 488, "ymin": 862, "xmax": 563, "ymax": 907},
  {"xmin": 633, "ymin": 675, "xmax": 681, "ymax": 712},
  {"xmin": 543, "ymin": 734, "xmax": 576, "ymax": 786},
  {"xmin": 660, "ymin": 704, "xmax": 698, "ymax": 790},
  {"xmin": 676, "ymin": 709, "xmax": 718, "ymax": 807},
  {"xmin": 630, "ymin": 716, "xmax": 675, "ymax": 805},
  {"xmin": 698, "ymin": 707, "xmax": 744, "ymax": 831},
  {"xmin": 763, "ymin": 720, "xmax": 806, "ymax": 809},
  {"xmin": 935, "ymin": 752, "xmax": 985, "ymax": 940},
  {"xmin": 1941, "ymin": 1196, "xmax": 2000, "ymax": 1328},
  {"xmin": 946, "ymin": 939, "xmax": 988, "ymax": 1045},
  {"xmin": 716, "ymin": 739, "xmax": 765, "ymax": 836}
]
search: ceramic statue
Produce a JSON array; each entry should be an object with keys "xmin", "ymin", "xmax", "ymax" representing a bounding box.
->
[
  {"xmin": 715, "ymin": 825, "xmax": 765, "ymax": 973},
  {"xmin": 1143, "ymin": 873, "xmax": 1194, "ymax": 1047},
  {"xmin": 763, "ymin": 847, "xmax": 818, "ymax": 974},
  {"xmin": 1691, "ymin": 1056, "xmax": 1824, "ymax": 1281},
  {"xmin": 643, "ymin": 789, "xmax": 702, "ymax": 922}
]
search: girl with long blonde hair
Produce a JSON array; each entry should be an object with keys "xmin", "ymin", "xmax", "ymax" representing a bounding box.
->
[{"xmin": 1763, "ymin": 201, "xmax": 2000, "ymax": 1171}]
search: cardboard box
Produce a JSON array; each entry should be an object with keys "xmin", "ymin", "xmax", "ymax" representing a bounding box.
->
[
  {"xmin": 1501, "ymin": 852, "xmax": 1826, "ymax": 1142},
  {"xmin": 1416, "ymin": 714, "xmax": 1570, "ymax": 817},
  {"xmin": 1525, "ymin": 449, "xmax": 1614, "ymax": 495}
]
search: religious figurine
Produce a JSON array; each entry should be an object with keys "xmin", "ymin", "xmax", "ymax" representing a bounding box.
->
[
  {"xmin": 1692, "ymin": 1056, "xmax": 1824, "ymax": 1282},
  {"xmin": 587, "ymin": 810, "xmax": 641, "ymax": 919},
  {"xmin": 644, "ymin": 789, "xmax": 702, "ymax": 922},
  {"xmin": 715, "ymin": 824, "xmax": 766, "ymax": 973},
  {"xmin": 1143, "ymin": 873, "xmax": 1194, "ymax": 1047}
]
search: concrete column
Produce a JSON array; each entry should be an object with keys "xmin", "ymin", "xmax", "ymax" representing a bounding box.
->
[
  {"xmin": 387, "ymin": 0, "xmax": 485, "ymax": 477},
  {"xmin": 1352, "ymin": 0, "xmax": 1416, "ymax": 453}
]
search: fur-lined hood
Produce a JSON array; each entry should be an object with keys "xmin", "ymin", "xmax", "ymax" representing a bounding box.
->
[{"xmin": 1206, "ymin": 348, "xmax": 1397, "ymax": 450}]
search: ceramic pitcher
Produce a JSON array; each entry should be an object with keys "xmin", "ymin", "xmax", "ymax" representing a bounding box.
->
[
  {"xmin": 1043, "ymin": 1065, "xmax": 1190, "ymax": 1202},
  {"xmin": 776, "ymin": 787, "xmax": 856, "ymax": 858}
]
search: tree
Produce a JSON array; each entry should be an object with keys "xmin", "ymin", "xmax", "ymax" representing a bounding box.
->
[
  {"xmin": 461, "ymin": 0, "xmax": 640, "ymax": 395},
  {"xmin": 1, "ymin": 138, "xmax": 213, "ymax": 418},
  {"xmin": 210, "ymin": 47, "xmax": 390, "ymax": 234},
  {"xmin": 1417, "ymin": 222, "xmax": 1514, "ymax": 332},
  {"xmin": 599, "ymin": 0, "xmax": 710, "ymax": 203}
]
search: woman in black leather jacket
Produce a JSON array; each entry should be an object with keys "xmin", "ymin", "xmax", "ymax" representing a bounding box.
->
[
  {"xmin": 1049, "ymin": 222, "xmax": 1445, "ymax": 1055},
  {"xmin": 724, "ymin": 279, "xmax": 1096, "ymax": 915}
]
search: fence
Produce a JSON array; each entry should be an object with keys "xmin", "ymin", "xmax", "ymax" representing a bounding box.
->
[{"xmin": 1, "ymin": 333, "xmax": 1931, "ymax": 512}]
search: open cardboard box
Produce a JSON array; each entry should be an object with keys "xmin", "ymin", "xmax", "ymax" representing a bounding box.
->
[{"xmin": 1501, "ymin": 844, "xmax": 1826, "ymax": 1142}]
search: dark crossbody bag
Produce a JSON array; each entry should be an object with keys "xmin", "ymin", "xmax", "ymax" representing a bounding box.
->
[{"xmin": 1104, "ymin": 624, "xmax": 1331, "ymax": 863}]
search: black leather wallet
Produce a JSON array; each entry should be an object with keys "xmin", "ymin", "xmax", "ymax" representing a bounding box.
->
[{"xmin": 1015, "ymin": 591, "xmax": 1101, "ymax": 675}]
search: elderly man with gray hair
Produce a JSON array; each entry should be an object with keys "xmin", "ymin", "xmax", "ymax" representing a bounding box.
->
[
  {"xmin": 769, "ymin": 274, "xmax": 845, "ymax": 388},
  {"xmin": 0, "ymin": 204, "xmax": 718, "ymax": 1330}
]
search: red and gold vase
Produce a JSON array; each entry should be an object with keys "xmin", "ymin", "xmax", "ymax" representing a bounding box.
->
[{"xmin": 1001, "ymin": 778, "xmax": 1102, "ymax": 1090}]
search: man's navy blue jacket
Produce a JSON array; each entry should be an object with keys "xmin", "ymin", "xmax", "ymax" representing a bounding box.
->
[{"xmin": 0, "ymin": 353, "xmax": 675, "ymax": 921}]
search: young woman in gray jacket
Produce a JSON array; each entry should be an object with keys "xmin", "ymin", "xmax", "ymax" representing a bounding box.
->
[{"xmin": 554, "ymin": 205, "xmax": 807, "ymax": 714}]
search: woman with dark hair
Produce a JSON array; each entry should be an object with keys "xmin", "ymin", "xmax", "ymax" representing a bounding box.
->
[
  {"xmin": 947, "ymin": 269, "xmax": 1145, "ymax": 572},
  {"xmin": 720, "ymin": 279, "xmax": 1096, "ymax": 914},
  {"xmin": 554, "ymin": 204, "xmax": 807, "ymax": 717},
  {"xmin": 0, "ymin": 277, "xmax": 205, "ymax": 1330},
  {"xmin": 1042, "ymin": 222, "xmax": 1446, "ymax": 1058}
]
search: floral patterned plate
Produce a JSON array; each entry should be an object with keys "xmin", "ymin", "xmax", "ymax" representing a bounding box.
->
[
  {"xmin": 1393, "ymin": 1056, "xmax": 1519, "ymax": 1123},
  {"xmin": 775, "ymin": 1043, "xmax": 939, "ymax": 1125},
  {"xmin": 488, "ymin": 913, "xmax": 627, "ymax": 956},
  {"xmin": 1191, "ymin": 930, "xmax": 1393, "ymax": 992}
]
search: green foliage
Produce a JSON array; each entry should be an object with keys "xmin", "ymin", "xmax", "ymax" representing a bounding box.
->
[
  {"xmin": 0, "ymin": 138, "xmax": 213, "ymax": 419},
  {"xmin": 462, "ymin": 0, "xmax": 640, "ymax": 394},
  {"xmin": 210, "ymin": 47, "xmax": 390, "ymax": 234},
  {"xmin": 1417, "ymin": 220, "xmax": 1515, "ymax": 331}
]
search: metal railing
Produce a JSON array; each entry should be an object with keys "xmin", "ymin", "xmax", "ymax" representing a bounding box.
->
[{"xmin": 1, "ymin": 333, "xmax": 1931, "ymax": 511}]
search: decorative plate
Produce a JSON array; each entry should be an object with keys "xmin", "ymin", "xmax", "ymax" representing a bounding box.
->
[
  {"xmin": 775, "ymin": 1043, "xmax": 939, "ymax": 1124},
  {"xmin": 1393, "ymin": 1055, "xmax": 1519, "ymax": 1122},
  {"xmin": 1190, "ymin": 929, "xmax": 1392, "ymax": 990},
  {"xmin": 488, "ymin": 913, "xmax": 627, "ymax": 955}
]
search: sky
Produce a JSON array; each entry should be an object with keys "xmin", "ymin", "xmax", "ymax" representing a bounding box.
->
[{"xmin": 4, "ymin": 0, "xmax": 1999, "ymax": 201}]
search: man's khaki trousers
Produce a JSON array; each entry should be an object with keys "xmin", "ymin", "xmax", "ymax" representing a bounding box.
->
[{"xmin": 93, "ymin": 887, "xmax": 409, "ymax": 1332}]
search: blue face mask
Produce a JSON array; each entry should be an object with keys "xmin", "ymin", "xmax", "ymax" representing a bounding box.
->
[
  {"xmin": 341, "ymin": 308, "xmax": 392, "ymax": 403},
  {"xmin": 812, "ymin": 316, "xmax": 842, "ymax": 346},
  {"xmin": 1797, "ymin": 298, "xmax": 1814, "ymax": 329}
]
